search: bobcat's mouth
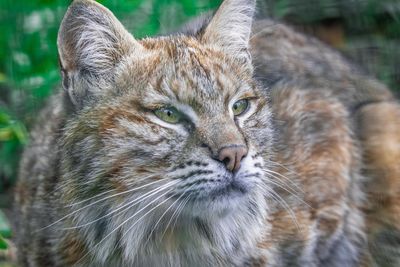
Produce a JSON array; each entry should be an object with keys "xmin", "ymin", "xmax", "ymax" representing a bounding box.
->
[
  {"xmin": 168, "ymin": 152, "xmax": 264, "ymax": 208},
  {"xmin": 182, "ymin": 172, "xmax": 254, "ymax": 203},
  {"xmin": 206, "ymin": 176, "xmax": 249, "ymax": 199}
]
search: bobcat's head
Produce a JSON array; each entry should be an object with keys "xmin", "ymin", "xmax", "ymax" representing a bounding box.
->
[{"xmin": 58, "ymin": 0, "xmax": 272, "ymax": 263}]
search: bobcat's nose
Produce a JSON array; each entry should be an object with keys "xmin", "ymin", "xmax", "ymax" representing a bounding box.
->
[{"xmin": 218, "ymin": 145, "xmax": 248, "ymax": 172}]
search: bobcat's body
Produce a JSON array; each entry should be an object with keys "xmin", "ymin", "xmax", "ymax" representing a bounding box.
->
[{"xmin": 14, "ymin": 0, "xmax": 400, "ymax": 266}]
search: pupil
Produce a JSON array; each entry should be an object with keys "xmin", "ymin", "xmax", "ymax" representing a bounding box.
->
[{"xmin": 167, "ymin": 110, "xmax": 172, "ymax": 116}]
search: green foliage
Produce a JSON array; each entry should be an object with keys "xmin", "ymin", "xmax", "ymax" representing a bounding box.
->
[
  {"xmin": 266, "ymin": 0, "xmax": 400, "ymax": 29},
  {"xmin": 0, "ymin": 110, "xmax": 27, "ymax": 193},
  {"xmin": 0, "ymin": 236, "xmax": 7, "ymax": 250},
  {"xmin": 0, "ymin": 210, "xmax": 11, "ymax": 250}
]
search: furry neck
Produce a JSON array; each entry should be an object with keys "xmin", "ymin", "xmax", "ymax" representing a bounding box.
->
[{"xmin": 90, "ymin": 194, "xmax": 267, "ymax": 266}]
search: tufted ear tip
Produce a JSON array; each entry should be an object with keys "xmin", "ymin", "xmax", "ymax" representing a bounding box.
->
[
  {"xmin": 58, "ymin": 0, "xmax": 136, "ymax": 70},
  {"xmin": 57, "ymin": 0, "xmax": 140, "ymax": 108},
  {"xmin": 201, "ymin": 0, "xmax": 256, "ymax": 59}
]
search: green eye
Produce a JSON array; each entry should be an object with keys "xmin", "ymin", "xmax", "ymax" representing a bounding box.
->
[
  {"xmin": 232, "ymin": 99, "xmax": 249, "ymax": 116},
  {"xmin": 154, "ymin": 107, "xmax": 181, "ymax": 124}
]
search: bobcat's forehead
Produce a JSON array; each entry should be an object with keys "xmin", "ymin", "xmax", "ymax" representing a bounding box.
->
[{"xmin": 116, "ymin": 36, "xmax": 255, "ymax": 114}]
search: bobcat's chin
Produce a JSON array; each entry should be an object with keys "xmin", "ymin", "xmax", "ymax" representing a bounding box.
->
[{"xmin": 175, "ymin": 151, "xmax": 265, "ymax": 218}]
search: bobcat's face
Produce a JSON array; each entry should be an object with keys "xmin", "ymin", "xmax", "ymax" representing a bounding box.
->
[
  {"xmin": 63, "ymin": 36, "xmax": 272, "ymax": 219},
  {"xmin": 58, "ymin": 1, "xmax": 268, "ymax": 258}
]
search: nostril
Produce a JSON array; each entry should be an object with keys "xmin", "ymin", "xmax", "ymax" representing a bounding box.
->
[
  {"xmin": 237, "ymin": 147, "xmax": 248, "ymax": 162},
  {"xmin": 218, "ymin": 145, "xmax": 248, "ymax": 172},
  {"xmin": 222, "ymin": 157, "xmax": 234, "ymax": 172},
  {"xmin": 222, "ymin": 157, "xmax": 230, "ymax": 166},
  {"xmin": 218, "ymin": 149, "xmax": 236, "ymax": 172}
]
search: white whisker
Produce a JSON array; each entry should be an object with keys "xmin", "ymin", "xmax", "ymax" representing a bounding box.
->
[
  {"xmin": 75, "ymin": 186, "xmax": 176, "ymax": 265},
  {"xmin": 263, "ymin": 167, "xmax": 304, "ymax": 193},
  {"xmin": 36, "ymin": 176, "xmax": 169, "ymax": 232},
  {"xmin": 262, "ymin": 171, "xmax": 312, "ymax": 209},
  {"xmin": 67, "ymin": 174, "xmax": 165, "ymax": 207},
  {"xmin": 62, "ymin": 180, "xmax": 178, "ymax": 230},
  {"xmin": 257, "ymin": 184, "xmax": 301, "ymax": 231},
  {"xmin": 168, "ymin": 192, "xmax": 193, "ymax": 239}
]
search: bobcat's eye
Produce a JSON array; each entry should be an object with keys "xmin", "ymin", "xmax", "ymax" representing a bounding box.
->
[
  {"xmin": 232, "ymin": 99, "xmax": 249, "ymax": 116},
  {"xmin": 154, "ymin": 107, "xmax": 181, "ymax": 124}
]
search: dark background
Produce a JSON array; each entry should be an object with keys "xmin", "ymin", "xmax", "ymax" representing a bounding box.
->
[{"xmin": 0, "ymin": 0, "xmax": 399, "ymax": 261}]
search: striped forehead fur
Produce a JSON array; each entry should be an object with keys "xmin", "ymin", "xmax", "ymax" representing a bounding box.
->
[
  {"xmin": 58, "ymin": 0, "xmax": 256, "ymax": 109},
  {"xmin": 115, "ymin": 36, "xmax": 255, "ymax": 111}
]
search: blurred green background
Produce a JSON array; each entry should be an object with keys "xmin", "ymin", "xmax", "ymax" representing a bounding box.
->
[{"xmin": 0, "ymin": 0, "xmax": 399, "ymax": 261}]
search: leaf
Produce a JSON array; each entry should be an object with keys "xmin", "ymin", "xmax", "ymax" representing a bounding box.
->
[
  {"xmin": 0, "ymin": 210, "xmax": 11, "ymax": 238},
  {"xmin": 0, "ymin": 72, "xmax": 6, "ymax": 83},
  {"xmin": 0, "ymin": 234, "xmax": 8, "ymax": 250},
  {"xmin": 0, "ymin": 127, "xmax": 13, "ymax": 141}
]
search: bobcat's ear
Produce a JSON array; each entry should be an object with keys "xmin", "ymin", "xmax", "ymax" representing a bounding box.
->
[
  {"xmin": 202, "ymin": 0, "xmax": 255, "ymax": 61},
  {"xmin": 58, "ymin": 0, "xmax": 141, "ymax": 107}
]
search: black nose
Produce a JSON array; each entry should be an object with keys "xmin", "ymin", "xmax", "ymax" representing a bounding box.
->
[{"xmin": 218, "ymin": 145, "xmax": 248, "ymax": 172}]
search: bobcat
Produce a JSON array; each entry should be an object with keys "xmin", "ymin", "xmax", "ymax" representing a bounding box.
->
[{"xmin": 13, "ymin": 0, "xmax": 400, "ymax": 266}]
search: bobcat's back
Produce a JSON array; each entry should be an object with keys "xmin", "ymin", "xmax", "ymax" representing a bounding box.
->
[{"xmin": 250, "ymin": 20, "xmax": 400, "ymax": 266}]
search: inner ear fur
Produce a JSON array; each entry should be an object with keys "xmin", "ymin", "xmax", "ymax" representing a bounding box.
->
[
  {"xmin": 201, "ymin": 0, "xmax": 256, "ymax": 61},
  {"xmin": 57, "ymin": 0, "xmax": 142, "ymax": 107}
]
